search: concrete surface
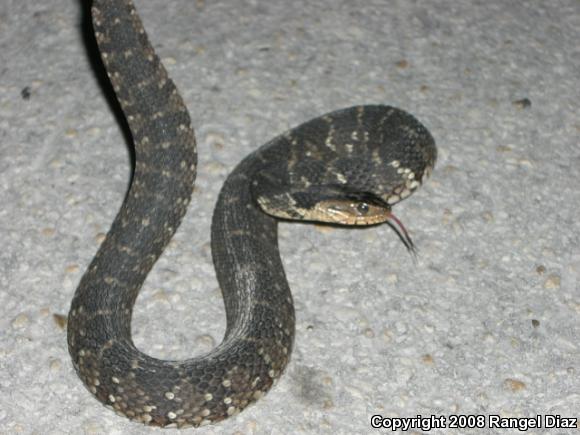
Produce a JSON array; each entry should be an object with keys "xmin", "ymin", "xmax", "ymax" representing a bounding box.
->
[{"xmin": 1, "ymin": 0, "xmax": 579, "ymax": 434}]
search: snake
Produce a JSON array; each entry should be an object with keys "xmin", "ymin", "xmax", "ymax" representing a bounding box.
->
[{"xmin": 67, "ymin": 0, "xmax": 437, "ymax": 429}]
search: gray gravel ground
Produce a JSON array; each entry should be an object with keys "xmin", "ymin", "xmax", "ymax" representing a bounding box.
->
[{"xmin": 1, "ymin": 0, "xmax": 580, "ymax": 434}]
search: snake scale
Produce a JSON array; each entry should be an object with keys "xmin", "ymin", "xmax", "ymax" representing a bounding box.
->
[{"xmin": 67, "ymin": 0, "xmax": 437, "ymax": 428}]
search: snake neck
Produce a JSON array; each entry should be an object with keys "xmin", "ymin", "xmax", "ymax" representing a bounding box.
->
[{"xmin": 211, "ymin": 149, "xmax": 296, "ymax": 343}]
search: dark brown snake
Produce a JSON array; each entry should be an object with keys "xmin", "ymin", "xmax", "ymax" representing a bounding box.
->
[{"xmin": 67, "ymin": 0, "xmax": 437, "ymax": 428}]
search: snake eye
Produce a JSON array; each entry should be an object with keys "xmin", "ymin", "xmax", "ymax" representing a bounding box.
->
[{"xmin": 356, "ymin": 202, "xmax": 370, "ymax": 215}]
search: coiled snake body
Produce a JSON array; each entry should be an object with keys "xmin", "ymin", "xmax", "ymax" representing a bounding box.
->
[{"xmin": 68, "ymin": 0, "xmax": 436, "ymax": 428}]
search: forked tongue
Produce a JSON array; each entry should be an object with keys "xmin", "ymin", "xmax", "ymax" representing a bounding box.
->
[{"xmin": 386, "ymin": 212, "xmax": 417, "ymax": 259}]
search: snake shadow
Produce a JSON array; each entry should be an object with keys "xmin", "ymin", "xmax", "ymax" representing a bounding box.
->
[
  {"xmin": 78, "ymin": 0, "xmax": 136, "ymax": 185},
  {"xmin": 281, "ymin": 218, "xmax": 419, "ymax": 260}
]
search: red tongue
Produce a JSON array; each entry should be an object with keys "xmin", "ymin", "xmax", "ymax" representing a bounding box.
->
[{"xmin": 386, "ymin": 212, "xmax": 417, "ymax": 258}]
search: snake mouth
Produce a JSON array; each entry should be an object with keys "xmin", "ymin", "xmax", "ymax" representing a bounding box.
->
[
  {"xmin": 308, "ymin": 192, "xmax": 416, "ymax": 256},
  {"xmin": 312, "ymin": 198, "xmax": 391, "ymax": 226}
]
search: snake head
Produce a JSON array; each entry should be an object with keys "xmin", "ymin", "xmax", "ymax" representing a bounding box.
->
[
  {"xmin": 253, "ymin": 181, "xmax": 391, "ymax": 226},
  {"xmin": 253, "ymin": 181, "xmax": 417, "ymax": 254}
]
